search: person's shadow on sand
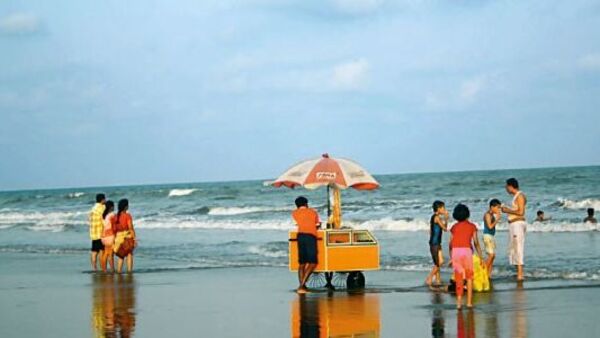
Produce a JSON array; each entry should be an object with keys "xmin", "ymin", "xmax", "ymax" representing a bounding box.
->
[{"xmin": 91, "ymin": 274, "xmax": 137, "ymax": 338}]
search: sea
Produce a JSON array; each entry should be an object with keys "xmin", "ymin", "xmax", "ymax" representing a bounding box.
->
[{"xmin": 1, "ymin": 165, "xmax": 599, "ymax": 283}]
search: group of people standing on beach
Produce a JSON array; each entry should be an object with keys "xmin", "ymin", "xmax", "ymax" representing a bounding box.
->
[
  {"xmin": 425, "ymin": 178, "xmax": 528, "ymax": 309},
  {"xmin": 89, "ymin": 193, "xmax": 137, "ymax": 273},
  {"xmin": 289, "ymin": 178, "xmax": 529, "ymax": 302}
]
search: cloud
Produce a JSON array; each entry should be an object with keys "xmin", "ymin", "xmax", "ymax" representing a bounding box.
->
[
  {"xmin": 331, "ymin": 0, "xmax": 384, "ymax": 15},
  {"xmin": 578, "ymin": 53, "xmax": 600, "ymax": 71},
  {"xmin": 331, "ymin": 58, "xmax": 370, "ymax": 90},
  {"xmin": 211, "ymin": 56, "xmax": 371, "ymax": 93},
  {"xmin": 424, "ymin": 74, "xmax": 493, "ymax": 111},
  {"xmin": 459, "ymin": 76, "xmax": 486, "ymax": 102},
  {"xmin": 0, "ymin": 13, "xmax": 41, "ymax": 35}
]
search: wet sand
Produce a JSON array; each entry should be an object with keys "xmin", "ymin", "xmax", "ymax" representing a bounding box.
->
[{"xmin": 1, "ymin": 252, "xmax": 599, "ymax": 337}]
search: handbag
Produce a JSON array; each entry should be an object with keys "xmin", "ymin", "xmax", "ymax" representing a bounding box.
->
[{"xmin": 116, "ymin": 235, "xmax": 135, "ymax": 258}]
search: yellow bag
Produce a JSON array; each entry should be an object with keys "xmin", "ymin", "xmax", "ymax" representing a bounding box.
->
[{"xmin": 473, "ymin": 255, "xmax": 490, "ymax": 292}]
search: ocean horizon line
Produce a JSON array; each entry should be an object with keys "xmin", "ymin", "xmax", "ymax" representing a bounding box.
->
[{"xmin": 1, "ymin": 163, "xmax": 599, "ymax": 194}]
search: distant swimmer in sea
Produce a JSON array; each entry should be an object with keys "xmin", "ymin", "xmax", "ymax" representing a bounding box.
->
[
  {"xmin": 584, "ymin": 208, "xmax": 597, "ymax": 224},
  {"xmin": 426, "ymin": 200, "xmax": 448, "ymax": 286},
  {"xmin": 534, "ymin": 210, "xmax": 550, "ymax": 223},
  {"xmin": 449, "ymin": 204, "xmax": 484, "ymax": 309},
  {"xmin": 483, "ymin": 199, "xmax": 501, "ymax": 278},
  {"xmin": 89, "ymin": 193, "xmax": 106, "ymax": 271},
  {"xmin": 292, "ymin": 196, "xmax": 321, "ymax": 294},
  {"xmin": 501, "ymin": 178, "xmax": 527, "ymax": 282}
]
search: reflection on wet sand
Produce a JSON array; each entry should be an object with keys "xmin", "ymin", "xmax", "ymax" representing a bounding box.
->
[
  {"xmin": 430, "ymin": 293, "xmax": 445, "ymax": 338},
  {"xmin": 512, "ymin": 284, "xmax": 528, "ymax": 338},
  {"xmin": 456, "ymin": 309, "xmax": 475, "ymax": 338},
  {"xmin": 91, "ymin": 274, "xmax": 137, "ymax": 338},
  {"xmin": 291, "ymin": 292, "xmax": 380, "ymax": 338},
  {"xmin": 474, "ymin": 290, "xmax": 499, "ymax": 338}
]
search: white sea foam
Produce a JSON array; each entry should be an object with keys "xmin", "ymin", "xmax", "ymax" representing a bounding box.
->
[
  {"xmin": 558, "ymin": 198, "xmax": 600, "ymax": 210},
  {"xmin": 525, "ymin": 221, "xmax": 599, "ymax": 232},
  {"xmin": 67, "ymin": 192, "xmax": 85, "ymax": 198},
  {"xmin": 135, "ymin": 217, "xmax": 432, "ymax": 231},
  {"xmin": 168, "ymin": 189, "xmax": 197, "ymax": 197},
  {"xmin": 0, "ymin": 210, "xmax": 84, "ymax": 223},
  {"xmin": 135, "ymin": 219, "xmax": 293, "ymax": 230},
  {"xmin": 135, "ymin": 216, "xmax": 600, "ymax": 233},
  {"xmin": 380, "ymin": 263, "xmax": 600, "ymax": 281},
  {"xmin": 347, "ymin": 218, "xmax": 430, "ymax": 231},
  {"xmin": 491, "ymin": 268, "xmax": 600, "ymax": 281},
  {"xmin": 0, "ymin": 246, "xmax": 85, "ymax": 255},
  {"xmin": 248, "ymin": 245, "xmax": 287, "ymax": 258},
  {"xmin": 382, "ymin": 264, "xmax": 431, "ymax": 272},
  {"xmin": 0, "ymin": 210, "xmax": 85, "ymax": 231},
  {"xmin": 208, "ymin": 206, "xmax": 289, "ymax": 216},
  {"xmin": 26, "ymin": 224, "xmax": 66, "ymax": 232}
]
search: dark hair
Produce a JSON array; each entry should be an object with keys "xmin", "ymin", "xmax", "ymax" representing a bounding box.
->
[
  {"xmin": 432, "ymin": 200, "xmax": 445, "ymax": 212},
  {"xmin": 489, "ymin": 199, "xmax": 501, "ymax": 207},
  {"xmin": 506, "ymin": 178, "xmax": 519, "ymax": 189},
  {"xmin": 295, "ymin": 196, "xmax": 308, "ymax": 208},
  {"xmin": 102, "ymin": 200, "xmax": 114, "ymax": 220},
  {"xmin": 537, "ymin": 210, "xmax": 544, "ymax": 216},
  {"xmin": 116, "ymin": 199, "xmax": 129, "ymax": 222},
  {"xmin": 453, "ymin": 203, "xmax": 470, "ymax": 221},
  {"xmin": 96, "ymin": 193, "xmax": 106, "ymax": 203},
  {"xmin": 589, "ymin": 208, "xmax": 595, "ymax": 216}
]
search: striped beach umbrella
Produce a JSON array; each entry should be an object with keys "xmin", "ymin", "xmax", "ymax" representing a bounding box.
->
[
  {"xmin": 271, "ymin": 154, "xmax": 379, "ymax": 191},
  {"xmin": 272, "ymin": 154, "xmax": 379, "ymax": 228}
]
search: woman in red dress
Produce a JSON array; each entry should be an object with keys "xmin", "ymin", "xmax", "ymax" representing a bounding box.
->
[{"xmin": 114, "ymin": 199, "xmax": 137, "ymax": 273}]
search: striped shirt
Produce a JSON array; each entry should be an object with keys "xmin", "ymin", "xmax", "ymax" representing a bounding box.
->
[{"xmin": 89, "ymin": 203, "xmax": 105, "ymax": 240}]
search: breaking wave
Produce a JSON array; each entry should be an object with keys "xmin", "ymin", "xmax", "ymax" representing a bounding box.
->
[
  {"xmin": 557, "ymin": 198, "xmax": 600, "ymax": 210},
  {"xmin": 207, "ymin": 206, "xmax": 289, "ymax": 216},
  {"xmin": 247, "ymin": 242, "xmax": 288, "ymax": 258},
  {"xmin": 525, "ymin": 221, "xmax": 599, "ymax": 232},
  {"xmin": 0, "ymin": 210, "xmax": 85, "ymax": 230},
  {"xmin": 168, "ymin": 189, "xmax": 197, "ymax": 197},
  {"xmin": 135, "ymin": 219, "xmax": 292, "ymax": 230}
]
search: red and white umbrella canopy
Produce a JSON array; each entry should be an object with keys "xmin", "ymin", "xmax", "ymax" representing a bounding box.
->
[{"xmin": 271, "ymin": 154, "xmax": 379, "ymax": 190}]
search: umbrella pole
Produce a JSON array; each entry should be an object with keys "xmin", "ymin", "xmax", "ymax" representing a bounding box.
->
[{"xmin": 327, "ymin": 185, "xmax": 331, "ymax": 229}]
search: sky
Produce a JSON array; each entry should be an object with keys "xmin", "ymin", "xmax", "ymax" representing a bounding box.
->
[{"xmin": 0, "ymin": 0, "xmax": 599, "ymax": 191}]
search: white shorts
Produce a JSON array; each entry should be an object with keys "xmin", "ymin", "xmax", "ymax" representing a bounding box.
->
[
  {"xmin": 483, "ymin": 234, "xmax": 496, "ymax": 255},
  {"xmin": 508, "ymin": 221, "xmax": 526, "ymax": 266}
]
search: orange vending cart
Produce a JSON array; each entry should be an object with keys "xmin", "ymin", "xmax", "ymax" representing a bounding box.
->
[
  {"xmin": 289, "ymin": 229, "xmax": 379, "ymax": 289},
  {"xmin": 271, "ymin": 154, "xmax": 382, "ymax": 289}
]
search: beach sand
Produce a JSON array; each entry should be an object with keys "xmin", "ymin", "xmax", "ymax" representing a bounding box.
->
[{"xmin": 1, "ymin": 252, "xmax": 599, "ymax": 337}]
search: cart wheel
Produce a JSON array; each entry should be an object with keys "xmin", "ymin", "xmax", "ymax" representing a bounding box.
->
[
  {"xmin": 332, "ymin": 273, "xmax": 348, "ymax": 288},
  {"xmin": 346, "ymin": 271, "xmax": 365, "ymax": 290},
  {"xmin": 306, "ymin": 273, "xmax": 326, "ymax": 288}
]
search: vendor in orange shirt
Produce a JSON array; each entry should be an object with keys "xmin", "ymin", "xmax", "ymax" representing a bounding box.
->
[{"xmin": 292, "ymin": 196, "xmax": 321, "ymax": 294}]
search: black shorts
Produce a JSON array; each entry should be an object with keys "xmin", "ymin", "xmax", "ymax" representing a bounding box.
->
[
  {"xmin": 298, "ymin": 234, "xmax": 318, "ymax": 264},
  {"xmin": 91, "ymin": 239, "xmax": 103, "ymax": 252},
  {"xmin": 429, "ymin": 244, "xmax": 441, "ymax": 267}
]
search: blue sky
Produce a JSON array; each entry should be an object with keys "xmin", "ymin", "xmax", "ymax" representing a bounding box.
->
[{"xmin": 1, "ymin": 0, "xmax": 599, "ymax": 190}]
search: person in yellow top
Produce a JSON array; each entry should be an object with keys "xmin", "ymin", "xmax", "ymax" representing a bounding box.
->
[{"xmin": 89, "ymin": 193, "xmax": 106, "ymax": 271}]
